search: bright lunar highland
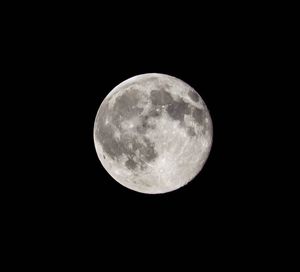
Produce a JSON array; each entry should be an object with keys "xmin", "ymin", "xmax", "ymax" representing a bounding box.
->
[{"xmin": 94, "ymin": 73, "xmax": 213, "ymax": 194}]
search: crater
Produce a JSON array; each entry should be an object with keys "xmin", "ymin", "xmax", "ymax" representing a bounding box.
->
[{"xmin": 188, "ymin": 89, "xmax": 200, "ymax": 102}]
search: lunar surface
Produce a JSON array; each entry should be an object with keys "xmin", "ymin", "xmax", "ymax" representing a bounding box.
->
[{"xmin": 93, "ymin": 73, "xmax": 213, "ymax": 194}]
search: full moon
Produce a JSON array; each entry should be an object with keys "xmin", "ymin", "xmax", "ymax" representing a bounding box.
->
[{"xmin": 93, "ymin": 73, "xmax": 213, "ymax": 194}]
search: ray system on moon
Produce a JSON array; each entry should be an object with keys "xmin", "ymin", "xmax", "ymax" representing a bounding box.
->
[{"xmin": 94, "ymin": 73, "xmax": 213, "ymax": 194}]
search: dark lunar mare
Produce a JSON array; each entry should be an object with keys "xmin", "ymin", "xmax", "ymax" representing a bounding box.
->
[
  {"xmin": 166, "ymin": 99, "xmax": 191, "ymax": 122},
  {"xmin": 95, "ymin": 100, "xmax": 120, "ymax": 159},
  {"xmin": 149, "ymin": 87, "xmax": 209, "ymax": 135},
  {"xmin": 192, "ymin": 107, "xmax": 209, "ymax": 131},
  {"xmin": 150, "ymin": 89, "xmax": 173, "ymax": 106},
  {"xmin": 95, "ymin": 89, "xmax": 158, "ymax": 170},
  {"xmin": 150, "ymin": 88, "xmax": 192, "ymax": 123}
]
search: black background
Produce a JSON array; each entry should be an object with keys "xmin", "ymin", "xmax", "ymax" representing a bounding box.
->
[
  {"xmin": 9, "ymin": 4, "xmax": 282, "ymax": 264},
  {"xmin": 41, "ymin": 26, "xmax": 263, "ymax": 237}
]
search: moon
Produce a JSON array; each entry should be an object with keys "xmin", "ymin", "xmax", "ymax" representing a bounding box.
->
[{"xmin": 93, "ymin": 73, "xmax": 213, "ymax": 194}]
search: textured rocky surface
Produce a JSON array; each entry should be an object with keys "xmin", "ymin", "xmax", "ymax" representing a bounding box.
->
[{"xmin": 94, "ymin": 73, "xmax": 213, "ymax": 194}]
